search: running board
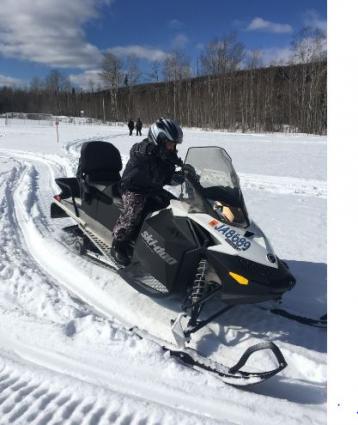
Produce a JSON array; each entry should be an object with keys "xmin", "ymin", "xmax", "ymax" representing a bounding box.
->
[{"xmin": 85, "ymin": 248, "xmax": 119, "ymax": 269}]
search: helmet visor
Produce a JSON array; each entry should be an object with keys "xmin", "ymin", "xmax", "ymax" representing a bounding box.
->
[{"xmin": 164, "ymin": 140, "xmax": 176, "ymax": 151}]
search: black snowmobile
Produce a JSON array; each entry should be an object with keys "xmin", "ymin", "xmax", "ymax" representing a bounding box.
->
[{"xmin": 50, "ymin": 141, "xmax": 321, "ymax": 386}]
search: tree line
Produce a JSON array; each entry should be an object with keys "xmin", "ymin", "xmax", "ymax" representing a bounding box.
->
[{"xmin": 0, "ymin": 28, "xmax": 326, "ymax": 134}]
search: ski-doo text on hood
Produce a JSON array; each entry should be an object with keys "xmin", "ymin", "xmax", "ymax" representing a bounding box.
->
[{"xmin": 141, "ymin": 230, "xmax": 178, "ymax": 266}]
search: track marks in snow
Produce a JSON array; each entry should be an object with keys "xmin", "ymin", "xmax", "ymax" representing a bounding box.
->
[
  {"xmin": 0, "ymin": 367, "xmax": 99, "ymax": 425},
  {"xmin": 0, "ymin": 359, "xmax": 225, "ymax": 425},
  {"xmin": 0, "ymin": 367, "xmax": 111, "ymax": 425},
  {"xmin": 240, "ymin": 173, "xmax": 326, "ymax": 199},
  {"xmin": 0, "ymin": 154, "xmax": 87, "ymax": 324}
]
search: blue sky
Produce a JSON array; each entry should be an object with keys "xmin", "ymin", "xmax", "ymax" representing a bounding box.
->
[{"xmin": 0, "ymin": 0, "xmax": 326, "ymax": 89}]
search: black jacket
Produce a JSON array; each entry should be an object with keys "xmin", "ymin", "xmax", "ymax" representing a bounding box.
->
[{"xmin": 121, "ymin": 139, "xmax": 181, "ymax": 194}]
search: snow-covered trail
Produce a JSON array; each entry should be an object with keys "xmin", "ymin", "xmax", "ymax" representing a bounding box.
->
[
  {"xmin": 0, "ymin": 150, "xmax": 246, "ymax": 424},
  {"xmin": 0, "ymin": 124, "xmax": 326, "ymax": 425}
]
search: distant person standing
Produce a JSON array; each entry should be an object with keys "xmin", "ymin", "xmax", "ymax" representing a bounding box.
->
[
  {"xmin": 128, "ymin": 119, "xmax": 134, "ymax": 136},
  {"xmin": 135, "ymin": 118, "xmax": 143, "ymax": 136}
]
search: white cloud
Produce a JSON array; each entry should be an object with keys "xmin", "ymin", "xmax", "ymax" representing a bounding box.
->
[
  {"xmin": 260, "ymin": 47, "xmax": 292, "ymax": 65},
  {"xmin": 69, "ymin": 69, "xmax": 103, "ymax": 90},
  {"xmin": 168, "ymin": 19, "xmax": 183, "ymax": 30},
  {"xmin": 303, "ymin": 10, "xmax": 327, "ymax": 33},
  {"xmin": 247, "ymin": 17, "xmax": 293, "ymax": 34},
  {"xmin": 0, "ymin": 73, "xmax": 23, "ymax": 87},
  {"xmin": 108, "ymin": 45, "xmax": 168, "ymax": 62},
  {"xmin": 0, "ymin": 0, "xmax": 110, "ymax": 69},
  {"xmin": 171, "ymin": 34, "xmax": 189, "ymax": 49}
]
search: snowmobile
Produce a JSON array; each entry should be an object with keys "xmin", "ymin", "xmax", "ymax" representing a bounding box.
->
[{"xmin": 50, "ymin": 141, "xmax": 317, "ymax": 386}]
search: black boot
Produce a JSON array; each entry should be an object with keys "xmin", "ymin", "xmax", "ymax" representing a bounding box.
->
[{"xmin": 111, "ymin": 240, "xmax": 130, "ymax": 266}]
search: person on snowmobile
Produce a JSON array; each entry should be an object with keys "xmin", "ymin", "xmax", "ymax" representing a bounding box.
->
[{"xmin": 111, "ymin": 118, "xmax": 184, "ymax": 265}]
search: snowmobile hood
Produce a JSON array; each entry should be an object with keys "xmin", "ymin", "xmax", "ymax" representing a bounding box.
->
[{"xmin": 187, "ymin": 213, "xmax": 279, "ymax": 269}]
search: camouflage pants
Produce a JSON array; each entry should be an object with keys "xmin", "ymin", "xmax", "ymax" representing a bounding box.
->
[{"xmin": 113, "ymin": 191, "xmax": 147, "ymax": 243}]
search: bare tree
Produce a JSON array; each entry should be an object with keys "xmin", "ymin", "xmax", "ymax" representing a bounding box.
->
[
  {"xmin": 199, "ymin": 32, "xmax": 245, "ymax": 76},
  {"xmin": 44, "ymin": 70, "xmax": 72, "ymax": 114},
  {"xmin": 0, "ymin": 61, "xmax": 326, "ymax": 135},
  {"xmin": 125, "ymin": 55, "xmax": 142, "ymax": 86},
  {"xmin": 62, "ymin": 77, "xmax": 72, "ymax": 93},
  {"xmin": 161, "ymin": 50, "xmax": 191, "ymax": 121},
  {"xmin": 100, "ymin": 52, "xmax": 123, "ymax": 120},
  {"xmin": 162, "ymin": 49, "xmax": 191, "ymax": 82},
  {"xmin": 29, "ymin": 76, "xmax": 44, "ymax": 93},
  {"xmin": 291, "ymin": 27, "xmax": 327, "ymax": 64},
  {"xmin": 100, "ymin": 53, "xmax": 123, "ymax": 88},
  {"xmin": 246, "ymin": 49, "xmax": 263, "ymax": 69},
  {"xmin": 289, "ymin": 27, "xmax": 326, "ymax": 133},
  {"xmin": 147, "ymin": 60, "xmax": 161, "ymax": 82},
  {"xmin": 87, "ymin": 79, "xmax": 95, "ymax": 93},
  {"xmin": 46, "ymin": 70, "xmax": 63, "ymax": 93}
]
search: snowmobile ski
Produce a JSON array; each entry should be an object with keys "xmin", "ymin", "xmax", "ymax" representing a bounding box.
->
[
  {"xmin": 131, "ymin": 327, "xmax": 287, "ymax": 386},
  {"xmin": 268, "ymin": 308, "xmax": 327, "ymax": 328},
  {"xmin": 257, "ymin": 305, "xmax": 327, "ymax": 328}
]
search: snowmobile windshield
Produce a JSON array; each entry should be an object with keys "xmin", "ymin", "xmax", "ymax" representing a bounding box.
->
[{"xmin": 182, "ymin": 147, "xmax": 249, "ymax": 228}]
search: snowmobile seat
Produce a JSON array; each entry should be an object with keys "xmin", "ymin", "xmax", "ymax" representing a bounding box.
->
[{"xmin": 76, "ymin": 141, "xmax": 123, "ymax": 204}]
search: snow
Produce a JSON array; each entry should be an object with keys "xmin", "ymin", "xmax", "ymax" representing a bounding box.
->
[{"xmin": 0, "ymin": 118, "xmax": 326, "ymax": 424}]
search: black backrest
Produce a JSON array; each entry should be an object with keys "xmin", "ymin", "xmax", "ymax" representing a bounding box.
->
[{"xmin": 76, "ymin": 141, "xmax": 122, "ymax": 181}]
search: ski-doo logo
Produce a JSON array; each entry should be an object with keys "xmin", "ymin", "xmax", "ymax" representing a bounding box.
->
[
  {"xmin": 141, "ymin": 231, "xmax": 178, "ymax": 266},
  {"xmin": 209, "ymin": 221, "xmax": 251, "ymax": 251}
]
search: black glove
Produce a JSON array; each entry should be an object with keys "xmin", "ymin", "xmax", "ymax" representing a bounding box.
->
[
  {"xmin": 171, "ymin": 172, "xmax": 185, "ymax": 185},
  {"xmin": 182, "ymin": 163, "xmax": 198, "ymax": 180}
]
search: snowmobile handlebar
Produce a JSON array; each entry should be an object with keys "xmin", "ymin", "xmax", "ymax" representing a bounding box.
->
[{"xmin": 181, "ymin": 163, "xmax": 198, "ymax": 180}]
